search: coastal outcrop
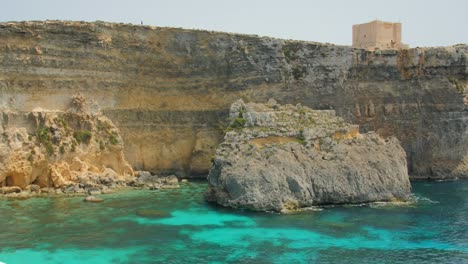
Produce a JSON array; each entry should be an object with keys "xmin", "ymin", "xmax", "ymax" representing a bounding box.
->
[
  {"xmin": 206, "ymin": 100, "xmax": 411, "ymax": 212},
  {"xmin": 0, "ymin": 95, "xmax": 134, "ymax": 196},
  {"xmin": 0, "ymin": 21, "xmax": 466, "ymax": 179}
]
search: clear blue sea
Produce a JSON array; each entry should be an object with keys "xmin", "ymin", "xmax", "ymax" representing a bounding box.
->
[{"xmin": 0, "ymin": 180, "xmax": 467, "ymax": 264}]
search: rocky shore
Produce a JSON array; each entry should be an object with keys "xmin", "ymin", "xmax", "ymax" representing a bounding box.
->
[
  {"xmin": 0, "ymin": 170, "xmax": 184, "ymax": 200},
  {"xmin": 206, "ymin": 100, "xmax": 411, "ymax": 212},
  {"xmin": 0, "ymin": 96, "xmax": 188, "ymax": 199}
]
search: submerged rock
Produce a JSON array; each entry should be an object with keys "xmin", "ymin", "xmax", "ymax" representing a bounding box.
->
[
  {"xmin": 84, "ymin": 195, "xmax": 104, "ymax": 203},
  {"xmin": 160, "ymin": 184, "xmax": 180, "ymax": 189},
  {"xmin": 135, "ymin": 209, "xmax": 170, "ymax": 218},
  {"xmin": 206, "ymin": 100, "xmax": 411, "ymax": 212}
]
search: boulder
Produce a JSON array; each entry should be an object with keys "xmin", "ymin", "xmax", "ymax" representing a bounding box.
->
[
  {"xmin": 206, "ymin": 100, "xmax": 411, "ymax": 212},
  {"xmin": 149, "ymin": 184, "xmax": 162, "ymax": 190},
  {"xmin": 0, "ymin": 186, "xmax": 22, "ymax": 194},
  {"xmin": 163, "ymin": 175, "xmax": 179, "ymax": 185},
  {"xmin": 25, "ymin": 184, "xmax": 41, "ymax": 193},
  {"xmin": 135, "ymin": 171, "xmax": 160, "ymax": 187},
  {"xmin": 83, "ymin": 195, "xmax": 104, "ymax": 202}
]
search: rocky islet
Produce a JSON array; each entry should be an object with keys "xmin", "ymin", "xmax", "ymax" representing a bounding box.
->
[{"xmin": 206, "ymin": 100, "xmax": 411, "ymax": 212}]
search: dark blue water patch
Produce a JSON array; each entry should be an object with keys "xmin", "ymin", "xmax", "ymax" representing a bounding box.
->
[{"xmin": 0, "ymin": 180, "xmax": 467, "ymax": 264}]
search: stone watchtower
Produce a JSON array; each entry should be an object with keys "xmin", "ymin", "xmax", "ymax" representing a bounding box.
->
[{"xmin": 352, "ymin": 20, "xmax": 406, "ymax": 50}]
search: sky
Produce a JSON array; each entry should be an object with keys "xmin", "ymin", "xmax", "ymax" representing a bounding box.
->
[{"xmin": 1, "ymin": 0, "xmax": 467, "ymax": 47}]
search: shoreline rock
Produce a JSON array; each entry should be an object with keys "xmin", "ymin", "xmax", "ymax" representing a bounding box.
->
[
  {"xmin": 206, "ymin": 100, "xmax": 411, "ymax": 212},
  {"xmin": 0, "ymin": 170, "xmax": 187, "ymax": 199},
  {"xmin": 0, "ymin": 95, "xmax": 135, "ymax": 195},
  {"xmin": 84, "ymin": 195, "xmax": 104, "ymax": 203}
]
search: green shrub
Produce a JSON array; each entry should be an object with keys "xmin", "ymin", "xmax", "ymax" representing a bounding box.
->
[
  {"xmin": 36, "ymin": 127, "xmax": 54, "ymax": 156},
  {"xmin": 73, "ymin": 130, "xmax": 92, "ymax": 144},
  {"xmin": 57, "ymin": 116, "xmax": 68, "ymax": 129},
  {"xmin": 231, "ymin": 117, "xmax": 246, "ymax": 129},
  {"xmin": 296, "ymin": 129, "xmax": 306, "ymax": 145},
  {"xmin": 44, "ymin": 142, "xmax": 54, "ymax": 155},
  {"xmin": 37, "ymin": 127, "xmax": 49, "ymax": 143},
  {"xmin": 228, "ymin": 109, "xmax": 247, "ymax": 130},
  {"xmin": 109, "ymin": 134, "xmax": 119, "ymax": 145},
  {"xmin": 70, "ymin": 143, "xmax": 76, "ymax": 152}
]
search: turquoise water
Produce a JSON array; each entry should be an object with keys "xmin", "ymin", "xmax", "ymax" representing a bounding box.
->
[{"xmin": 0, "ymin": 180, "xmax": 467, "ymax": 264}]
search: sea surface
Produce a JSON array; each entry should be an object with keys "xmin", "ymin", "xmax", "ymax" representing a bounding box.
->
[{"xmin": 0, "ymin": 180, "xmax": 467, "ymax": 264}]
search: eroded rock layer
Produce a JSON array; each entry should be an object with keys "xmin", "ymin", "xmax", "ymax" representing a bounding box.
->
[
  {"xmin": 0, "ymin": 21, "xmax": 466, "ymax": 178},
  {"xmin": 206, "ymin": 100, "xmax": 411, "ymax": 212},
  {"xmin": 0, "ymin": 95, "xmax": 134, "ymax": 191}
]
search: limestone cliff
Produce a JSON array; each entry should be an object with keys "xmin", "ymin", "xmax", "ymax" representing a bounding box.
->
[
  {"xmin": 206, "ymin": 100, "xmax": 411, "ymax": 212},
  {"xmin": 0, "ymin": 21, "xmax": 466, "ymax": 179},
  {"xmin": 0, "ymin": 95, "xmax": 133, "ymax": 191}
]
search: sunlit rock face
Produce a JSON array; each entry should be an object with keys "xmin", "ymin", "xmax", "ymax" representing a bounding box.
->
[
  {"xmin": 0, "ymin": 21, "xmax": 465, "ymax": 179},
  {"xmin": 0, "ymin": 95, "xmax": 133, "ymax": 190},
  {"xmin": 206, "ymin": 100, "xmax": 411, "ymax": 212}
]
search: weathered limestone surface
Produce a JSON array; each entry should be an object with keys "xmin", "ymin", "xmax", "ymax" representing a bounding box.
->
[
  {"xmin": 206, "ymin": 100, "xmax": 411, "ymax": 212},
  {"xmin": 0, "ymin": 95, "xmax": 134, "ymax": 192},
  {"xmin": 0, "ymin": 21, "xmax": 466, "ymax": 179}
]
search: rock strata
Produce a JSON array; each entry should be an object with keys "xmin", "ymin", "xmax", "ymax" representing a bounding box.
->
[
  {"xmin": 0, "ymin": 95, "xmax": 134, "ymax": 196},
  {"xmin": 206, "ymin": 100, "xmax": 411, "ymax": 212},
  {"xmin": 0, "ymin": 21, "xmax": 465, "ymax": 179}
]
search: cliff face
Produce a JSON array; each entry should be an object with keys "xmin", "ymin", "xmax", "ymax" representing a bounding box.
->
[
  {"xmin": 0, "ymin": 21, "xmax": 466, "ymax": 179},
  {"xmin": 0, "ymin": 95, "xmax": 133, "ymax": 190}
]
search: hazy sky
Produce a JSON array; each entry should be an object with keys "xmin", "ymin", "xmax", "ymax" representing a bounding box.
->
[{"xmin": 1, "ymin": 0, "xmax": 467, "ymax": 47}]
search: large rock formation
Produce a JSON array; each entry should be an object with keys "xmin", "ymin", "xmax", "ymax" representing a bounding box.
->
[
  {"xmin": 206, "ymin": 100, "xmax": 411, "ymax": 212},
  {"xmin": 0, "ymin": 95, "xmax": 134, "ymax": 192},
  {"xmin": 0, "ymin": 21, "xmax": 466, "ymax": 179}
]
